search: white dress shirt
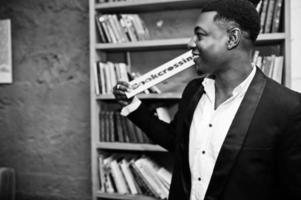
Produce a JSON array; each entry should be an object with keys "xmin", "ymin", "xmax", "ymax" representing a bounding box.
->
[
  {"xmin": 189, "ymin": 66, "xmax": 256, "ymax": 200},
  {"xmin": 121, "ymin": 66, "xmax": 256, "ymax": 200}
]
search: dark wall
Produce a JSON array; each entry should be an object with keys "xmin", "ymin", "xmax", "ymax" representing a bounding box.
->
[{"xmin": 0, "ymin": 0, "xmax": 91, "ymax": 200}]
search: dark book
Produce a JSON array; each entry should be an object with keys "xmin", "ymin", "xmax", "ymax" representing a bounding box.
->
[
  {"xmin": 259, "ymin": 0, "xmax": 269, "ymax": 33},
  {"xmin": 133, "ymin": 125, "xmax": 145, "ymax": 143},
  {"xmin": 271, "ymin": 0, "xmax": 283, "ymax": 33},
  {"xmin": 99, "ymin": 112, "xmax": 106, "ymax": 141},
  {"xmin": 95, "ymin": 15, "xmax": 108, "ymax": 43},
  {"xmin": 264, "ymin": 0, "xmax": 276, "ymax": 33},
  {"xmin": 126, "ymin": 118, "xmax": 138, "ymax": 143},
  {"xmin": 103, "ymin": 111, "xmax": 110, "ymax": 142},
  {"xmin": 108, "ymin": 111, "xmax": 116, "ymax": 142},
  {"xmin": 98, "ymin": 15, "xmax": 113, "ymax": 43},
  {"xmin": 120, "ymin": 116, "xmax": 131, "ymax": 143},
  {"xmin": 114, "ymin": 112, "xmax": 125, "ymax": 142}
]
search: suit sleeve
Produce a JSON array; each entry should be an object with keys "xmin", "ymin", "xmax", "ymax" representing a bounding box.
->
[
  {"xmin": 277, "ymin": 96, "xmax": 301, "ymax": 199},
  {"xmin": 127, "ymin": 79, "xmax": 201, "ymax": 152}
]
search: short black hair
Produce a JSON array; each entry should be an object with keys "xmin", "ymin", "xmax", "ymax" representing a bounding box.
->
[{"xmin": 202, "ymin": 0, "xmax": 260, "ymax": 43}]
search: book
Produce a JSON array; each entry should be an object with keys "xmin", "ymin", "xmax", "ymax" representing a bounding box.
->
[
  {"xmin": 129, "ymin": 160, "xmax": 158, "ymax": 198},
  {"xmin": 93, "ymin": 63, "xmax": 100, "ymax": 95},
  {"xmin": 271, "ymin": 0, "xmax": 283, "ymax": 33},
  {"xmin": 110, "ymin": 159, "xmax": 129, "ymax": 194},
  {"xmin": 95, "ymin": 15, "xmax": 108, "ymax": 43},
  {"xmin": 103, "ymin": 157, "xmax": 116, "ymax": 193},
  {"xmin": 114, "ymin": 112, "xmax": 125, "ymax": 142},
  {"xmin": 271, "ymin": 56, "xmax": 284, "ymax": 84},
  {"xmin": 259, "ymin": 0, "xmax": 269, "ymax": 33},
  {"xmin": 99, "ymin": 112, "xmax": 106, "ymax": 141},
  {"xmin": 119, "ymin": 159, "xmax": 139, "ymax": 195},
  {"xmin": 264, "ymin": 0, "xmax": 276, "ymax": 33},
  {"xmin": 136, "ymin": 157, "xmax": 169, "ymax": 199},
  {"xmin": 98, "ymin": 155, "xmax": 106, "ymax": 192},
  {"xmin": 0, "ymin": 19, "xmax": 12, "ymax": 83}
]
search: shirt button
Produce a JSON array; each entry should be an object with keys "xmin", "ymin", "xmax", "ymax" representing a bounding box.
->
[
  {"xmin": 209, "ymin": 123, "xmax": 213, "ymax": 127},
  {"xmin": 198, "ymin": 177, "xmax": 201, "ymax": 181}
]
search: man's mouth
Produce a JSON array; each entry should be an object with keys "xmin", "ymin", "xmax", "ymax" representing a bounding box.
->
[{"xmin": 192, "ymin": 54, "xmax": 200, "ymax": 63}]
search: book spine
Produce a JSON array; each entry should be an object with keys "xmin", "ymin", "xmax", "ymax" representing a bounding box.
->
[
  {"xmin": 259, "ymin": 0, "xmax": 269, "ymax": 33},
  {"xmin": 271, "ymin": 0, "xmax": 283, "ymax": 33},
  {"xmin": 264, "ymin": 0, "xmax": 276, "ymax": 33}
]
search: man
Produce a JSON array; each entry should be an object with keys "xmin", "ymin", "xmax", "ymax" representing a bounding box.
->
[{"xmin": 113, "ymin": 0, "xmax": 301, "ymax": 199}]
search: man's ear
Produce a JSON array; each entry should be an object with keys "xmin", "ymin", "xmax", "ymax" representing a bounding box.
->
[{"xmin": 227, "ymin": 27, "xmax": 241, "ymax": 50}]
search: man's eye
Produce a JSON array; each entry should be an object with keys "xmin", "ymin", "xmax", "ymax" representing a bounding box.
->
[{"xmin": 196, "ymin": 33, "xmax": 203, "ymax": 40}]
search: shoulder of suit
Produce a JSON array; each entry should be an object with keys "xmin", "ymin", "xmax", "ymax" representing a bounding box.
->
[
  {"xmin": 265, "ymin": 77, "xmax": 301, "ymax": 110},
  {"xmin": 181, "ymin": 77, "xmax": 204, "ymax": 98}
]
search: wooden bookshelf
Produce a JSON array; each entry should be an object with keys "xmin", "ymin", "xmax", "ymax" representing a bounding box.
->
[
  {"xmin": 97, "ymin": 142, "xmax": 167, "ymax": 152},
  {"xmin": 96, "ymin": 192, "xmax": 158, "ymax": 200},
  {"xmin": 95, "ymin": 33, "xmax": 286, "ymax": 51},
  {"xmin": 96, "ymin": 93, "xmax": 182, "ymax": 100},
  {"xmin": 89, "ymin": 0, "xmax": 291, "ymax": 200},
  {"xmin": 95, "ymin": 0, "xmax": 205, "ymax": 13}
]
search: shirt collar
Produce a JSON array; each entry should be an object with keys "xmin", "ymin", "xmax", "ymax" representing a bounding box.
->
[{"xmin": 202, "ymin": 64, "xmax": 257, "ymax": 99}]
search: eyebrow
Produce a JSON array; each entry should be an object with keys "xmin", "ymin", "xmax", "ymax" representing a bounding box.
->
[{"xmin": 194, "ymin": 26, "xmax": 208, "ymax": 34}]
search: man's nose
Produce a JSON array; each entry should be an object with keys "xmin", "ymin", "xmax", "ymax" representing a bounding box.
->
[{"xmin": 187, "ymin": 36, "xmax": 196, "ymax": 50}]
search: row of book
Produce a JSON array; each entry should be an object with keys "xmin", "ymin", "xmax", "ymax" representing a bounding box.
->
[
  {"xmin": 95, "ymin": 14, "xmax": 150, "ymax": 43},
  {"xmin": 99, "ymin": 111, "xmax": 152, "ymax": 143},
  {"xmin": 256, "ymin": 0, "xmax": 283, "ymax": 33},
  {"xmin": 94, "ymin": 62, "xmax": 161, "ymax": 95},
  {"xmin": 99, "ymin": 109, "xmax": 171, "ymax": 143},
  {"xmin": 253, "ymin": 51, "xmax": 283, "ymax": 84},
  {"xmin": 98, "ymin": 155, "xmax": 172, "ymax": 199}
]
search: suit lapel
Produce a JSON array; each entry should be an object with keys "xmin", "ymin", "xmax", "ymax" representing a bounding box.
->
[
  {"xmin": 205, "ymin": 69, "xmax": 267, "ymax": 199},
  {"xmin": 183, "ymin": 81, "xmax": 205, "ymax": 145}
]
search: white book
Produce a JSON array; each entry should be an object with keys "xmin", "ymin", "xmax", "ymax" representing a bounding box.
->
[
  {"xmin": 98, "ymin": 62, "xmax": 107, "ymax": 94},
  {"xmin": 157, "ymin": 167, "xmax": 172, "ymax": 186},
  {"xmin": 271, "ymin": 56, "xmax": 284, "ymax": 84},
  {"xmin": 93, "ymin": 63, "xmax": 100, "ymax": 95},
  {"xmin": 119, "ymin": 159, "xmax": 139, "ymax": 195},
  {"xmin": 110, "ymin": 159, "xmax": 129, "ymax": 194},
  {"xmin": 135, "ymin": 158, "xmax": 168, "ymax": 199}
]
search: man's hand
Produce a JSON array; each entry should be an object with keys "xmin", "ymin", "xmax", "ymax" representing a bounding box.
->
[{"xmin": 112, "ymin": 81, "xmax": 134, "ymax": 106}]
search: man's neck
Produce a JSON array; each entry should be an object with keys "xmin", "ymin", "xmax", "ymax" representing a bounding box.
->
[{"xmin": 213, "ymin": 62, "xmax": 253, "ymax": 109}]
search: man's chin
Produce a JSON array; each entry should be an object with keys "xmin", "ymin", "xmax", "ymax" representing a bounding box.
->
[{"xmin": 194, "ymin": 64, "xmax": 209, "ymax": 75}]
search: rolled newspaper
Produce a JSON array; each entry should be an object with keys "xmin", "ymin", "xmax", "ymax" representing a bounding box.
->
[{"xmin": 125, "ymin": 50, "xmax": 194, "ymax": 98}]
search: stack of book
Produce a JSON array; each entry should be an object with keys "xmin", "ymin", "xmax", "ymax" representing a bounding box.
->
[
  {"xmin": 256, "ymin": 0, "xmax": 284, "ymax": 33},
  {"xmin": 99, "ymin": 111, "xmax": 152, "ymax": 143},
  {"xmin": 253, "ymin": 50, "xmax": 284, "ymax": 84},
  {"xmin": 98, "ymin": 155, "xmax": 172, "ymax": 199},
  {"xmin": 94, "ymin": 62, "xmax": 161, "ymax": 95},
  {"xmin": 99, "ymin": 108, "xmax": 171, "ymax": 143},
  {"xmin": 95, "ymin": 14, "xmax": 150, "ymax": 43}
]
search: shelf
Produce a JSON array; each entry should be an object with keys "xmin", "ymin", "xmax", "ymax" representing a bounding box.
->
[
  {"xmin": 95, "ymin": 0, "xmax": 204, "ymax": 13},
  {"xmin": 96, "ymin": 93, "xmax": 182, "ymax": 100},
  {"xmin": 96, "ymin": 33, "xmax": 285, "ymax": 51},
  {"xmin": 96, "ymin": 38, "xmax": 190, "ymax": 51},
  {"xmin": 256, "ymin": 32, "xmax": 286, "ymax": 44},
  {"xmin": 97, "ymin": 142, "xmax": 167, "ymax": 152},
  {"xmin": 96, "ymin": 192, "xmax": 158, "ymax": 200}
]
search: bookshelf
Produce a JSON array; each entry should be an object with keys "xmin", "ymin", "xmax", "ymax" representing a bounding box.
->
[{"xmin": 89, "ymin": 0, "xmax": 291, "ymax": 200}]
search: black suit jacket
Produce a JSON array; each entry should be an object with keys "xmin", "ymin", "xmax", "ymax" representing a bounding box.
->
[{"xmin": 128, "ymin": 69, "xmax": 301, "ymax": 200}]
